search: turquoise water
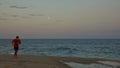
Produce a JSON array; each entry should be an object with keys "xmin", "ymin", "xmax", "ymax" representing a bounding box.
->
[{"xmin": 0, "ymin": 39, "xmax": 120, "ymax": 59}]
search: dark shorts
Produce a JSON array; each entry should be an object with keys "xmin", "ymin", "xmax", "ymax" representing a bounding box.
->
[{"xmin": 14, "ymin": 47, "xmax": 19, "ymax": 51}]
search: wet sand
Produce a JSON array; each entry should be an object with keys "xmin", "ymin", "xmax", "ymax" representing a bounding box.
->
[{"xmin": 0, "ymin": 55, "xmax": 120, "ymax": 68}]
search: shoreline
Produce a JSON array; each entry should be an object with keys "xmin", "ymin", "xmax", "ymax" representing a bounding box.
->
[{"xmin": 0, "ymin": 54, "xmax": 120, "ymax": 68}]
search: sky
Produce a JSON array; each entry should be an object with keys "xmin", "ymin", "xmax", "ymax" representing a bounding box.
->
[{"xmin": 0, "ymin": 0, "xmax": 120, "ymax": 39}]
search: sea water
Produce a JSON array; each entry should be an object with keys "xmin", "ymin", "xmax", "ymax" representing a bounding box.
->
[{"xmin": 0, "ymin": 39, "xmax": 120, "ymax": 59}]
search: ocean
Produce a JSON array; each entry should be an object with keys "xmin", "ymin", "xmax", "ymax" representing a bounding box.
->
[{"xmin": 0, "ymin": 39, "xmax": 120, "ymax": 59}]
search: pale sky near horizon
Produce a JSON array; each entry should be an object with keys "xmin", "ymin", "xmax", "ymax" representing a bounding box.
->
[{"xmin": 0, "ymin": 0, "xmax": 120, "ymax": 39}]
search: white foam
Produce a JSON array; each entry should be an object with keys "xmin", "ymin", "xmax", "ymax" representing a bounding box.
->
[
  {"xmin": 98, "ymin": 61, "xmax": 120, "ymax": 67},
  {"xmin": 64, "ymin": 61, "xmax": 120, "ymax": 68},
  {"xmin": 10, "ymin": 52, "xmax": 14, "ymax": 55}
]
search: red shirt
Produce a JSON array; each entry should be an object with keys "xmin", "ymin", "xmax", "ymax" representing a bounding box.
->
[{"xmin": 12, "ymin": 38, "xmax": 21, "ymax": 47}]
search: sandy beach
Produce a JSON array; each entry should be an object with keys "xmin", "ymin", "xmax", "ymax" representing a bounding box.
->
[{"xmin": 0, "ymin": 55, "xmax": 120, "ymax": 68}]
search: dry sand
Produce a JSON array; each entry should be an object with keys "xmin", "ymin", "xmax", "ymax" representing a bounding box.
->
[{"xmin": 0, "ymin": 55, "xmax": 120, "ymax": 68}]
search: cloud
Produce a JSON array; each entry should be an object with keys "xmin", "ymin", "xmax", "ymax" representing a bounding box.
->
[
  {"xmin": 38, "ymin": 14, "xmax": 45, "ymax": 16},
  {"xmin": 0, "ymin": 17, "xmax": 7, "ymax": 20},
  {"xmin": 2, "ymin": 13, "xmax": 20, "ymax": 18},
  {"xmin": 29, "ymin": 14, "xmax": 45, "ymax": 16},
  {"xmin": 1, "ymin": 12, "xmax": 32, "ymax": 20},
  {"xmin": 10, "ymin": 14, "xmax": 27, "ymax": 18},
  {"xmin": 47, "ymin": 16, "xmax": 63, "ymax": 22},
  {"xmin": 10, "ymin": 5, "xmax": 28, "ymax": 9},
  {"xmin": 11, "ymin": 14, "xmax": 20, "ymax": 17},
  {"xmin": 10, "ymin": 14, "xmax": 30, "ymax": 19},
  {"xmin": 0, "ymin": 17, "xmax": 8, "ymax": 24},
  {"xmin": 2, "ymin": 12, "xmax": 28, "ymax": 18}
]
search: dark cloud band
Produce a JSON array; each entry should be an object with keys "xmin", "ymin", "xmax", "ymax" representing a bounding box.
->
[
  {"xmin": 10, "ymin": 5, "xmax": 28, "ymax": 9},
  {"xmin": 0, "ymin": 17, "xmax": 7, "ymax": 20},
  {"xmin": 29, "ymin": 14, "xmax": 45, "ymax": 16}
]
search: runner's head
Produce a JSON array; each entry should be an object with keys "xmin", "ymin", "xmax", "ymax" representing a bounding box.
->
[{"xmin": 16, "ymin": 36, "xmax": 19, "ymax": 38}]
